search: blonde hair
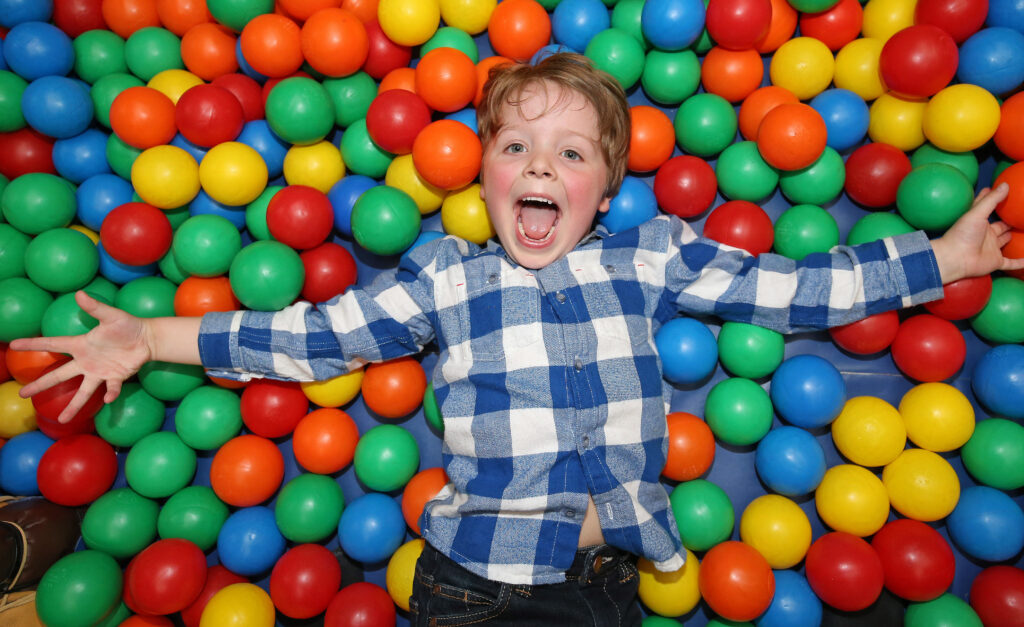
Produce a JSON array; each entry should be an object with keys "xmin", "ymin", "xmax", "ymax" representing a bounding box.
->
[{"xmin": 477, "ymin": 52, "xmax": 631, "ymax": 198}]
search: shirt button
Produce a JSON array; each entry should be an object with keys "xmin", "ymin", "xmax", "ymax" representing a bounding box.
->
[
  {"xmin": 605, "ymin": 264, "xmax": 616, "ymax": 274},
  {"xmin": 574, "ymin": 357, "xmax": 584, "ymax": 371},
  {"xmin": 556, "ymin": 292, "xmax": 566, "ymax": 303},
  {"xmin": 582, "ymin": 435, "xmax": 590, "ymax": 448},
  {"xmin": 487, "ymin": 273, "xmax": 498, "ymax": 284},
  {"xmin": 565, "ymin": 509, "xmax": 575, "ymax": 518}
]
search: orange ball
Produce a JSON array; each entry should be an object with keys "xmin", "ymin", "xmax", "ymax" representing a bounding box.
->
[
  {"xmin": 292, "ymin": 408, "xmax": 360, "ymax": 474},
  {"xmin": 109, "ymin": 86, "xmax": 177, "ymax": 149},
  {"xmin": 156, "ymin": 0, "xmax": 212, "ymax": 36},
  {"xmin": 209, "ymin": 434, "xmax": 285, "ymax": 507},
  {"xmin": 628, "ymin": 105, "xmax": 675, "ymax": 173},
  {"xmin": 701, "ymin": 47, "xmax": 764, "ymax": 103},
  {"xmin": 181, "ymin": 23, "xmax": 238, "ymax": 81},
  {"xmin": 401, "ymin": 467, "xmax": 449, "ymax": 534},
  {"xmin": 756, "ymin": 102, "xmax": 828, "ymax": 171},
  {"xmin": 995, "ymin": 162, "xmax": 1024, "ymax": 231},
  {"xmin": 301, "ymin": 7, "xmax": 369, "ymax": 78},
  {"xmin": 208, "ymin": 375, "xmax": 247, "ymax": 390},
  {"xmin": 279, "ymin": 0, "xmax": 342, "ymax": 21},
  {"xmin": 361, "ymin": 356, "xmax": 427, "ymax": 419},
  {"xmin": 6, "ymin": 350, "xmax": 67, "ymax": 385},
  {"xmin": 487, "ymin": 0, "xmax": 551, "ymax": 62},
  {"xmin": 174, "ymin": 276, "xmax": 240, "ymax": 317},
  {"xmin": 240, "ymin": 13, "xmax": 304, "ymax": 78},
  {"xmin": 102, "ymin": 0, "xmax": 161, "ymax": 38},
  {"xmin": 474, "ymin": 55, "xmax": 513, "ymax": 107},
  {"xmin": 343, "ymin": 0, "xmax": 380, "ymax": 22},
  {"xmin": 995, "ymin": 92, "xmax": 1024, "ymax": 162},
  {"xmin": 739, "ymin": 85, "xmax": 800, "ymax": 141},
  {"xmin": 1002, "ymin": 230, "xmax": 1024, "ymax": 281},
  {"xmin": 415, "ymin": 47, "xmax": 478, "ymax": 113},
  {"xmin": 755, "ymin": 0, "xmax": 798, "ymax": 53},
  {"xmin": 379, "ymin": 66, "xmax": 418, "ymax": 94},
  {"xmin": 663, "ymin": 412, "xmax": 716, "ymax": 482},
  {"xmin": 698, "ymin": 541, "xmax": 776, "ymax": 622},
  {"xmin": 119, "ymin": 615, "xmax": 174, "ymax": 627},
  {"xmin": 412, "ymin": 119, "xmax": 482, "ymax": 190}
]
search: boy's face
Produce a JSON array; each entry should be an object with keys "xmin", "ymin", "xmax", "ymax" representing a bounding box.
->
[{"xmin": 480, "ymin": 81, "xmax": 611, "ymax": 270}]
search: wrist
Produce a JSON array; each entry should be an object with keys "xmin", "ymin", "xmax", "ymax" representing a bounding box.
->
[{"xmin": 931, "ymin": 237, "xmax": 963, "ymax": 285}]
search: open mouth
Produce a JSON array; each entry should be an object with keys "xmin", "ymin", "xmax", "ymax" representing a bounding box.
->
[{"xmin": 516, "ymin": 196, "xmax": 561, "ymax": 245}]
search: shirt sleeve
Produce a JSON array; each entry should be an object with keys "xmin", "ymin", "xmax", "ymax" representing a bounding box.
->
[{"xmin": 662, "ymin": 216, "xmax": 944, "ymax": 333}]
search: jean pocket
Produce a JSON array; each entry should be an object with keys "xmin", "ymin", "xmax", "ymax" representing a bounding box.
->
[{"xmin": 427, "ymin": 581, "xmax": 513, "ymax": 626}]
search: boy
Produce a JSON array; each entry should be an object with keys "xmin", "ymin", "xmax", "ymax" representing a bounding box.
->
[{"xmin": 13, "ymin": 53, "xmax": 1024, "ymax": 625}]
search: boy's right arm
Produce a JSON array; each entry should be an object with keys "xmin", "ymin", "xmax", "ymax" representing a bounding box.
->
[{"xmin": 9, "ymin": 290, "xmax": 202, "ymax": 424}]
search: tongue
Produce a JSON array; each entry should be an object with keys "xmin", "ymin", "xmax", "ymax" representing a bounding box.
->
[{"xmin": 520, "ymin": 205, "xmax": 557, "ymax": 240}]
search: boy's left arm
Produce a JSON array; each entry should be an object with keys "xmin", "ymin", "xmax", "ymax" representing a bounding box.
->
[{"xmin": 930, "ymin": 184, "xmax": 1024, "ymax": 283}]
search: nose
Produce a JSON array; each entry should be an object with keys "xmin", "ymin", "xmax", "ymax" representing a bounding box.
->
[{"xmin": 524, "ymin": 152, "xmax": 555, "ymax": 179}]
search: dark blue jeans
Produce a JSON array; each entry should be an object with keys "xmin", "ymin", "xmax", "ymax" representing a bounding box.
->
[{"xmin": 409, "ymin": 543, "xmax": 642, "ymax": 626}]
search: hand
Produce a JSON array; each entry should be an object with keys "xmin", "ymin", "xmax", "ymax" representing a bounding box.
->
[
  {"xmin": 932, "ymin": 184, "xmax": 1024, "ymax": 284},
  {"xmin": 9, "ymin": 291, "xmax": 154, "ymax": 423}
]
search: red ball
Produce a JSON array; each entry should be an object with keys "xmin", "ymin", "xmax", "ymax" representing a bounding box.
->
[
  {"xmin": 365, "ymin": 89, "xmax": 432, "ymax": 155},
  {"xmin": 653, "ymin": 155, "xmax": 718, "ymax": 218},
  {"xmin": 36, "ymin": 434, "xmax": 117, "ymax": 506},
  {"xmin": 270, "ymin": 544, "xmax": 343, "ymax": 619},
  {"xmin": 174, "ymin": 84, "xmax": 246, "ymax": 147},
  {"xmin": 53, "ymin": 0, "xmax": 107, "ymax": 38},
  {"xmin": 0, "ymin": 128, "xmax": 56, "ymax": 179},
  {"xmin": 240, "ymin": 378, "xmax": 309, "ymax": 438},
  {"xmin": 31, "ymin": 363, "xmax": 105, "ymax": 433},
  {"xmin": 829, "ymin": 310, "xmax": 900, "ymax": 355},
  {"xmin": 127, "ymin": 538, "xmax": 208, "ymax": 616},
  {"xmin": 300, "ymin": 242, "xmax": 359, "ymax": 304},
  {"xmin": 879, "ymin": 24, "xmax": 959, "ymax": 99},
  {"xmin": 179, "ymin": 565, "xmax": 248, "ymax": 627},
  {"xmin": 267, "ymin": 185, "xmax": 336, "ymax": 250},
  {"xmin": 870, "ymin": 519, "xmax": 955, "ymax": 602},
  {"xmin": 706, "ymin": 0, "xmax": 773, "ymax": 51},
  {"xmin": 210, "ymin": 73, "xmax": 265, "ymax": 122},
  {"xmin": 924, "ymin": 274, "xmax": 992, "ymax": 320},
  {"xmin": 100, "ymin": 201, "xmax": 173, "ymax": 266},
  {"xmin": 698, "ymin": 541, "xmax": 775, "ymax": 622},
  {"xmin": 970, "ymin": 566, "xmax": 1024, "ymax": 627},
  {"xmin": 361, "ymin": 356, "xmax": 427, "ymax": 419},
  {"xmin": 805, "ymin": 532, "xmax": 885, "ymax": 612},
  {"xmin": 843, "ymin": 142, "xmax": 912, "ymax": 208},
  {"xmin": 914, "ymin": 0, "xmax": 988, "ymax": 43},
  {"xmin": 799, "ymin": 0, "xmax": 863, "ymax": 51},
  {"xmin": 362, "ymin": 20, "xmax": 412, "ymax": 80},
  {"xmin": 890, "ymin": 313, "xmax": 966, "ymax": 382},
  {"xmin": 702, "ymin": 200, "xmax": 774, "ymax": 256},
  {"xmin": 325, "ymin": 582, "xmax": 397, "ymax": 627}
]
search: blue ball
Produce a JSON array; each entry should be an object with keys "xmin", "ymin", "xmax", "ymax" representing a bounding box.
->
[
  {"xmin": 553, "ymin": 0, "xmax": 611, "ymax": 56},
  {"xmin": 972, "ymin": 344, "xmax": 1024, "ymax": 419},
  {"xmin": 190, "ymin": 189, "xmax": 247, "ymax": 229},
  {"xmin": 338, "ymin": 492, "xmax": 406, "ymax": 564},
  {"xmin": 601, "ymin": 175, "xmax": 658, "ymax": 233},
  {"xmin": 328, "ymin": 174, "xmax": 376, "ymax": 237},
  {"xmin": 655, "ymin": 317, "xmax": 719, "ymax": 385},
  {"xmin": 235, "ymin": 38, "xmax": 268, "ymax": 82},
  {"xmin": 532, "ymin": 44, "xmax": 579, "ymax": 64},
  {"xmin": 3, "ymin": 21, "xmax": 74, "ymax": 80},
  {"xmin": 755, "ymin": 426, "xmax": 826, "ymax": 496},
  {"xmin": 947, "ymin": 485, "xmax": 1024, "ymax": 562},
  {"xmin": 445, "ymin": 107, "xmax": 478, "ymax": 134},
  {"xmin": 98, "ymin": 243, "xmax": 158, "ymax": 284},
  {"xmin": 217, "ymin": 506, "xmax": 287, "ymax": 576},
  {"xmin": 0, "ymin": 0, "xmax": 53, "ymax": 28},
  {"xmin": 809, "ymin": 88, "xmax": 869, "ymax": 152},
  {"xmin": 0, "ymin": 39, "xmax": 6, "ymax": 71},
  {"xmin": 54, "ymin": 129, "xmax": 111, "ymax": 183},
  {"xmin": 170, "ymin": 132, "xmax": 209, "ymax": 164},
  {"xmin": 987, "ymin": 0, "xmax": 1024, "ymax": 33},
  {"xmin": 236, "ymin": 119, "xmax": 288, "ymax": 179},
  {"xmin": 0, "ymin": 430, "xmax": 54, "ymax": 495},
  {"xmin": 957, "ymin": 27, "xmax": 1024, "ymax": 95},
  {"xmin": 770, "ymin": 354, "xmax": 846, "ymax": 429},
  {"xmin": 20, "ymin": 75, "xmax": 94, "ymax": 138},
  {"xmin": 641, "ymin": 0, "xmax": 706, "ymax": 51},
  {"xmin": 76, "ymin": 173, "xmax": 135, "ymax": 231},
  {"xmin": 756, "ymin": 570, "xmax": 822, "ymax": 627}
]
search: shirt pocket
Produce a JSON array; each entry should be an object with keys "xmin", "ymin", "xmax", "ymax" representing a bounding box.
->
[
  {"xmin": 458, "ymin": 264, "xmax": 544, "ymax": 362},
  {"xmin": 577, "ymin": 262, "xmax": 651, "ymax": 349}
]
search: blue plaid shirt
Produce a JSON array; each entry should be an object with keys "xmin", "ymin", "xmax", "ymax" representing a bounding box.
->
[{"xmin": 199, "ymin": 215, "xmax": 942, "ymax": 585}]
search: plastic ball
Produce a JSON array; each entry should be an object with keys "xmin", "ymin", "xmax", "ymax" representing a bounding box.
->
[
  {"xmin": 799, "ymin": 0, "xmax": 862, "ymax": 51},
  {"xmin": 236, "ymin": 122, "xmax": 286, "ymax": 181},
  {"xmin": 423, "ymin": 175, "xmax": 476, "ymax": 231},
  {"xmin": 970, "ymin": 566, "xmax": 1024, "ymax": 627},
  {"xmin": 843, "ymin": 142, "xmax": 911, "ymax": 208},
  {"xmin": 350, "ymin": 184, "xmax": 422, "ymax": 256},
  {"xmin": 124, "ymin": 430, "xmax": 196, "ymax": 498},
  {"xmin": 654, "ymin": 317, "xmax": 718, "ymax": 385},
  {"xmin": 704, "ymin": 377, "xmax": 773, "ymax": 446},
  {"xmin": 915, "ymin": 0, "xmax": 987, "ymax": 42},
  {"xmin": 216, "ymin": 506, "xmax": 287, "ymax": 578},
  {"xmin": 809, "ymin": 89, "xmax": 868, "ymax": 152},
  {"xmin": 35, "ymin": 550, "xmax": 123, "ymax": 627},
  {"xmin": 879, "ymin": 24, "xmax": 958, "ymax": 99},
  {"xmin": 325, "ymin": 582, "xmax": 398, "ymax": 627},
  {"xmin": 37, "ymin": 433, "xmax": 117, "ymax": 506},
  {"xmin": 229, "ymin": 240, "xmax": 305, "ymax": 311},
  {"xmin": 265, "ymin": 185, "xmax": 334, "ymax": 251},
  {"xmin": 961, "ymin": 418, "xmax": 1024, "ymax": 491},
  {"xmin": 868, "ymin": 92, "xmax": 928, "ymax": 151},
  {"xmin": 947, "ymin": 485, "xmax": 1024, "ymax": 563},
  {"xmin": 599, "ymin": 176, "xmax": 659, "ymax": 233},
  {"xmin": 637, "ymin": 550, "xmax": 701, "ymax": 618},
  {"xmin": 385, "ymin": 538, "xmax": 424, "ymax": 612},
  {"xmin": 158, "ymin": 485, "xmax": 230, "ymax": 552},
  {"xmin": 99, "ymin": 201, "xmax": 172, "ymax": 266},
  {"xmin": 353, "ymin": 424, "xmax": 419, "ymax": 492},
  {"xmin": 956, "ymin": 26, "xmax": 1024, "ymax": 96},
  {"xmin": 699, "ymin": 46, "xmax": 763, "ymax": 103},
  {"xmin": 299, "ymin": 241, "xmax": 357, "ymax": 304},
  {"xmin": 806, "ymin": 532, "xmax": 884, "ymax": 612},
  {"xmin": 298, "ymin": 7, "xmax": 367, "ymax": 79},
  {"xmin": 173, "ymin": 275, "xmax": 239, "ymax": 316},
  {"xmin": 171, "ymin": 214, "xmax": 241, "ymax": 278},
  {"xmin": 174, "ymin": 84, "xmax": 244, "ymax": 148},
  {"xmin": 265, "ymin": 76, "xmax": 334, "ymax": 146},
  {"xmin": 415, "ymin": 46, "xmax": 476, "ymax": 113},
  {"xmin": 236, "ymin": 13, "xmax": 301, "ymax": 78},
  {"xmin": 299, "ymin": 365, "xmax": 363, "ymax": 407},
  {"xmin": 179, "ymin": 565, "xmax": 248, "ymax": 627},
  {"xmin": 882, "ymin": 448, "xmax": 960, "ymax": 521},
  {"xmin": 24, "ymin": 227, "xmax": 99, "ymax": 293},
  {"xmin": 137, "ymin": 361, "xmax": 205, "ymax": 402},
  {"xmin": 674, "ymin": 93, "xmax": 738, "ymax": 158},
  {"xmin": 4, "ymin": 21, "xmax": 74, "ymax": 80},
  {"xmin": 704, "ymin": 201, "xmax": 774, "ymax": 255},
  {"xmin": 871, "ymin": 518, "xmax": 955, "ymax": 602},
  {"xmin": 653, "ymin": 155, "xmax": 716, "ymax": 218},
  {"xmin": 82, "ymin": 487, "xmax": 159, "ymax": 559},
  {"xmin": 706, "ymin": 0, "xmax": 772, "ymax": 50},
  {"xmin": 714, "ymin": 141, "xmax": 779, "ymax": 203},
  {"xmin": 922, "ymin": 83, "xmax": 1001, "ymax": 153},
  {"xmin": 755, "ymin": 425, "xmax": 826, "ymax": 496},
  {"xmin": 378, "ymin": 0, "xmax": 441, "ymax": 47},
  {"xmin": 899, "ymin": 381, "xmax": 974, "ymax": 453},
  {"xmin": 30, "ymin": 364, "xmax": 103, "ymax": 432},
  {"xmin": 3, "ymin": 172, "xmax": 76, "ymax": 234},
  {"xmin": 669, "ymin": 479, "xmax": 734, "ymax": 551},
  {"xmin": 126, "ymin": 538, "xmax": 207, "ymax": 616},
  {"xmin": 756, "ymin": 102, "xmax": 828, "ymax": 171},
  {"xmin": 641, "ymin": 0, "xmax": 705, "ymax": 51},
  {"xmin": 769, "ymin": 37, "xmax": 835, "ymax": 100},
  {"xmin": 628, "ymin": 105, "xmax": 674, "ymax": 172},
  {"xmin": 360, "ymin": 356, "xmax": 427, "ymax": 419},
  {"xmin": 740, "ymin": 494, "xmax": 812, "ymax": 569},
  {"xmin": 831, "ymin": 395, "xmax": 906, "ymax": 467},
  {"xmin": 585, "ymin": 27, "xmax": 646, "ymax": 90},
  {"xmin": 0, "ymin": 127, "xmax": 56, "ymax": 178},
  {"xmin": 995, "ymin": 92, "xmax": 1024, "ymax": 161},
  {"xmin": 770, "ymin": 354, "xmax": 846, "ymax": 429},
  {"xmin": 995, "ymin": 163, "xmax": 1024, "ymax": 230},
  {"xmin": 772, "ymin": 204, "xmax": 839, "ymax": 260},
  {"xmin": 179, "ymin": 23, "xmax": 237, "ymax": 81},
  {"xmin": 0, "ymin": 429, "xmax": 51, "ymax": 494},
  {"xmin": 274, "ymin": 473, "xmax": 345, "ymax": 544},
  {"xmin": 716, "ymin": 321, "xmax": 783, "ymax": 379},
  {"xmin": 757, "ymin": 570, "xmax": 822, "ymax": 627},
  {"xmin": 109, "ymin": 85, "xmax": 177, "ymax": 149},
  {"xmin": 816, "ymin": 463, "xmax": 890, "ymax": 536},
  {"xmin": 698, "ymin": 541, "xmax": 775, "ymax": 622},
  {"xmin": 174, "ymin": 385, "xmax": 242, "ymax": 450},
  {"xmin": 552, "ymin": 0, "xmax": 609, "ymax": 52},
  {"xmin": 198, "ymin": 141, "xmax": 268, "ymax": 206},
  {"xmin": 891, "ymin": 314, "xmax": 966, "ymax": 384},
  {"xmin": 269, "ymin": 544, "xmax": 342, "ymax": 620},
  {"xmin": 131, "ymin": 144, "xmax": 200, "ymax": 209},
  {"xmin": 209, "ymin": 434, "xmax": 283, "ymax": 507},
  {"xmin": 924, "ymin": 275, "xmax": 992, "ymax": 321},
  {"xmin": 905, "ymin": 593, "xmax": 983, "ymax": 627},
  {"xmin": 402, "ymin": 466, "xmax": 448, "ymax": 534},
  {"xmin": 200, "ymin": 583, "xmax": 275, "ymax": 627},
  {"xmin": 360, "ymin": 20, "xmax": 412, "ymax": 81},
  {"xmin": 53, "ymin": 129, "xmax": 112, "ymax": 184},
  {"xmin": 971, "ymin": 345, "xmax": 1023, "ymax": 421},
  {"xmin": 20, "ymin": 76, "xmax": 93, "ymax": 139},
  {"xmin": 366, "ymin": 89, "xmax": 431, "ymax": 155},
  {"xmin": 338, "ymin": 492, "xmax": 406, "ymax": 563}
]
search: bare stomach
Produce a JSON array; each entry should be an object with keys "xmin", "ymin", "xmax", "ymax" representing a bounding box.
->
[{"xmin": 578, "ymin": 495, "xmax": 607, "ymax": 547}]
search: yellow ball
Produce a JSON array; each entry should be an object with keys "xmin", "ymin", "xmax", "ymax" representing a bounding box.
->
[
  {"xmin": 199, "ymin": 583, "xmax": 275, "ymax": 627},
  {"xmin": 131, "ymin": 145, "xmax": 201, "ymax": 209},
  {"xmin": 637, "ymin": 550, "xmax": 700, "ymax": 617},
  {"xmin": 899, "ymin": 382, "xmax": 975, "ymax": 452},
  {"xmin": 68, "ymin": 224, "xmax": 100, "ymax": 245},
  {"xmin": 301, "ymin": 369, "xmax": 365, "ymax": 408},
  {"xmin": 815, "ymin": 464, "xmax": 890, "ymax": 536},
  {"xmin": 922, "ymin": 84, "xmax": 1001, "ymax": 153},
  {"xmin": 883, "ymin": 448, "xmax": 960, "ymax": 521},
  {"xmin": 739, "ymin": 494, "xmax": 812, "ymax": 569},
  {"xmin": 832, "ymin": 396, "xmax": 907, "ymax": 467},
  {"xmin": 387, "ymin": 538, "xmax": 425, "ymax": 612},
  {"xmin": 283, "ymin": 140, "xmax": 346, "ymax": 193},
  {"xmin": 0, "ymin": 380, "xmax": 36, "ymax": 439},
  {"xmin": 378, "ymin": 0, "xmax": 441, "ymax": 46},
  {"xmin": 834, "ymin": 38, "xmax": 886, "ymax": 101},
  {"xmin": 386, "ymin": 154, "xmax": 446, "ymax": 215},
  {"xmin": 147, "ymin": 69, "xmax": 204, "ymax": 105},
  {"xmin": 868, "ymin": 92, "xmax": 927, "ymax": 151},
  {"xmin": 769, "ymin": 37, "xmax": 835, "ymax": 100},
  {"xmin": 862, "ymin": 0, "xmax": 916, "ymax": 42},
  {"xmin": 439, "ymin": 0, "xmax": 496, "ymax": 34},
  {"xmin": 199, "ymin": 142, "xmax": 269, "ymax": 206},
  {"xmin": 441, "ymin": 184, "xmax": 494, "ymax": 245}
]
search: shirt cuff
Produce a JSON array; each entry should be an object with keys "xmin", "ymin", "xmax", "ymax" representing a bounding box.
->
[
  {"xmin": 198, "ymin": 310, "xmax": 252, "ymax": 381},
  {"xmin": 881, "ymin": 230, "xmax": 945, "ymax": 308}
]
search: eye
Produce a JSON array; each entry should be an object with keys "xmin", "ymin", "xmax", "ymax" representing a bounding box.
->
[
  {"xmin": 562, "ymin": 149, "xmax": 581, "ymax": 161},
  {"xmin": 505, "ymin": 142, "xmax": 525, "ymax": 154}
]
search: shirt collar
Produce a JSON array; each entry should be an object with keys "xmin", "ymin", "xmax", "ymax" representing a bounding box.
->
[{"xmin": 483, "ymin": 225, "xmax": 610, "ymax": 265}]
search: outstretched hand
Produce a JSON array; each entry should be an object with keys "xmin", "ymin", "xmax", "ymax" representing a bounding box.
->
[
  {"xmin": 932, "ymin": 183, "xmax": 1024, "ymax": 284},
  {"xmin": 9, "ymin": 291, "xmax": 154, "ymax": 424}
]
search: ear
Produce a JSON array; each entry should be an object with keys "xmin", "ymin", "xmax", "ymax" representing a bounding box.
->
[{"xmin": 597, "ymin": 195, "xmax": 611, "ymax": 214}]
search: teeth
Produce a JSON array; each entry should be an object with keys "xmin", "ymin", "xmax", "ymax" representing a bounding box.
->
[{"xmin": 521, "ymin": 196, "xmax": 555, "ymax": 207}]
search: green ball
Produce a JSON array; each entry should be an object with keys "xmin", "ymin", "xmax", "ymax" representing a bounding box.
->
[
  {"xmin": 961, "ymin": 418, "xmax": 1024, "ymax": 490},
  {"xmin": 82, "ymin": 487, "xmax": 159, "ymax": 559},
  {"xmin": 691, "ymin": 26, "xmax": 714, "ymax": 55},
  {"xmin": 323, "ymin": 72, "xmax": 377, "ymax": 129},
  {"xmin": 715, "ymin": 141, "xmax": 779, "ymax": 203},
  {"xmin": 351, "ymin": 185, "xmax": 422, "ymax": 256},
  {"xmin": 0, "ymin": 222, "xmax": 31, "ymax": 280},
  {"xmin": 0, "ymin": 174, "xmax": 8, "ymax": 216},
  {"xmin": 229, "ymin": 240, "xmax": 305, "ymax": 311},
  {"xmin": 174, "ymin": 385, "xmax": 243, "ymax": 450},
  {"xmin": 41, "ymin": 291, "xmax": 101, "ymax": 337},
  {"xmin": 164, "ymin": 203, "xmax": 190, "ymax": 230},
  {"xmin": 340, "ymin": 118, "xmax": 394, "ymax": 178},
  {"xmin": 2, "ymin": 173, "xmax": 76, "ymax": 234},
  {"xmin": 157, "ymin": 249, "xmax": 189, "ymax": 284},
  {"xmin": 536, "ymin": 0, "xmax": 559, "ymax": 9},
  {"xmin": 35, "ymin": 550, "xmax": 123, "ymax": 627},
  {"xmin": 353, "ymin": 424, "xmax": 420, "ymax": 492},
  {"xmin": 707, "ymin": 620, "xmax": 752, "ymax": 627},
  {"xmin": 896, "ymin": 163, "xmax": 974, "ymax": 231},
  {"xmin": 911, "ymin": 143, "xmax": 979, "ymax": 186},
  {"xmin": 24, "ymin": 228, "xmax": 99, "ymax": 293},
  {"xmin": 787, "ymin": 0, "xmax": 840, "ymax": 10},
  {"xmin": 275, "ymin": 473, "xmax": 346, "ymax": 543},
  {"xmin": 669, "ymin": 479, "xmax": 735, "ymax": 551},
  {"xmin": 905, "ymin": 593, "xmax": 983, "ymax": 627},
  {"xmin": 92, "ymin": 602, "xmax": 132, "ymax": 627},
  {"xmin": 642, "ymin": 618, "xmax": 683, "ymax": 627},
  {"xmin": 207, "ymin": 0, "xmax": 275, "ymax": 32},
  {"xmin": 158, "ymin": 485, "xmax": 230, "ymax": 551},
  {"xmin": 773, "ymin": 204, "xmax": 840, "ymax": 261},
  {"xmin": 704, "ymin": 377, "xmax": 773, "ymax": 446},
  {"xmin": 90, "ymin": 72, "xmax": 144, "ymax": 129},
  {"xmin": 0, "ymin": 70, "xmax": 28, "ymax": 132},
  {"xmin": 94, "ymin": 382, "xmax": 166, "ymax": 447},
  {"xmin": 83, "ymin": 275, "xmax": 119, "ymax": 302},
  {"xmin": 717, "ymin": 321, "xmax": 785, "ymax": 379},
  {"xmin": 265, "ymin": 77, "xmax": 335, "ymax": 145},
  {"xmin": 994, "ymin": 159, "xmax": 1013, "ymax": 183},
  {"xmin": 172, "ymin": 214, "xmax": 242, "ymax": 277},
  {"xmin": 124, "ymin": 27, "xmax": 183, "ymax": 81},
  {"xmin": 641, "ymin": 49, "xmax": 699, "ymax": 106},
  {"xmin": 423, "ymin": 383, "xmax": 444, "ymax": 433},
  {"xmin": 72, "ymin": 30, "xmax": 127, "ymax": 85},
  {"xmin": 106, "ymin": 133, "xmax": 143, "ymax": 179},
  {"xmin": 138, "ymin": 361, "xmax": 206, "ymax": 401},
  {"xmin": 421, "ymin": 27, "xmax": 480, "ymax": 63},
  {"xmin": 845, "ymin": 212, "xmax": 915, "ymax": 246},
  {"xmin": 674, "ymin": 92, "xmax": 737, "ymax": 157},
  {"xmin": 114, "ymin": 276, "xmax": 177, "ymax": 318},
  {"xmin": 125, "ymin": 431, "xmax": 197, "ymax": 498},
  {"xmin": 971, "ymin": 277, "xmax": 1024, "ymax": 344},
  {"xmin": 779, "ymin": 147, "xmax": 846, "ymax": 206},
  {"xmin": 585, "ymin": 27, "xmax": 646, "ymax": 90},
  {"xmin": 612, "ymin": 0, "xmax": 650, "ymax": 51},
  {"xmin": 0, "ymin": 277, "xmax": 54, "ymax": 342},
  {"xmin": 245, "ymin": 184, "xmax": 283, "ymax": 241}
]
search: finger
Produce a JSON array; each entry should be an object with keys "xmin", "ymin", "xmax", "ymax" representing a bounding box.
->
[
  {"xmin": 103, "ymin": 379, "xmax": 122, "ymax": 404},
  {"xmin": 1003, "ymin": 256, "xmax": 1024, "ymax": 272},
  {"xmin": 56, "ymin": 377, "xmax": 101, "ymax": 424},
  {"xmin": 8, "ymin": 335, "xmax": 76, "ymax": 354},
  {"xmin": 18, "ymin": 361, "xmax": 83, "ymax": 398},
  {"xmin": 991, "ymin": 220, "xmax": 1012, "ymax": 237},
  {"xmin": 973, "ymin": 187, "xmax": 992, "ymax": 204},
  {"xmin": 76, "ymin": 290, "xmax": 122, "ymax": 323},
  {"xmin": 971, "ymin": 183, "xmax": 1009, "ymax": 216}
]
